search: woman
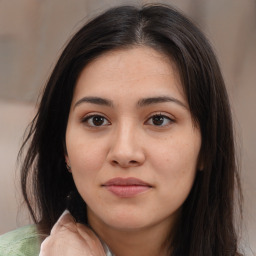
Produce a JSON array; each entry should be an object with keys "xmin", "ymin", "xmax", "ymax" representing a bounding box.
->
[{"xmin": 0, "ymin": 4, "xmax": 243, "ymax": 256}]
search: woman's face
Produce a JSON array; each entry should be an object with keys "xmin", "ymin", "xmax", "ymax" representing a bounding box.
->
[{"xmin": 65, "ymin": 47, "xmax": 201, "ymax": 233}]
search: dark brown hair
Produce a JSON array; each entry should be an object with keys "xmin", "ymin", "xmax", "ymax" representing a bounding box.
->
[{"xmin": 20, "ymin": 4, "xmax": 243, "ymax": 255}]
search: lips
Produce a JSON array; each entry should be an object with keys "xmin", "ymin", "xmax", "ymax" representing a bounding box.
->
[{"xmin": 102, "ymin": 177, "xmax": 152, "ymax": 198}]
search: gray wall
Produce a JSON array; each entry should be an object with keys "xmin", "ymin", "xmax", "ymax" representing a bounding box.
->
[{"xmin": 0, "ymin": 0, "xmax": 255, "ymax": 254}]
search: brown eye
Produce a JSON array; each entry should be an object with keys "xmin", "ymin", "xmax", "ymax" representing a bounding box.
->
[
  {"xmin": 82, "ymin": 115, "xmax": 110, "ymax": 127},
  {"xmin": 152, "ymin": 115, "xmax": 165, "ymax": 126},
  {"xmin": 146, "ymin": 114, "xmax": 174, "ymax": 127},
  {"xmin": 92, "ymin": 116, "xmax": 105, "ymax": 126}
]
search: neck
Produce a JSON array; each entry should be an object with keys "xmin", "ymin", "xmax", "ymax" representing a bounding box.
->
[{"xmin": 89, "ymin": 216, "xmax": 174, "ymax": 256}]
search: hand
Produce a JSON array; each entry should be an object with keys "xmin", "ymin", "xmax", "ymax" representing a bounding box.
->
[{"xmin": 39, "ymin": 210, "xmax": 106, "ymax": 256}]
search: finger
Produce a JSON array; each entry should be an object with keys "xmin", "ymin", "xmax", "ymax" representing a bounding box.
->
[
  {"xmin": 40, "ymin": 214, "xmax": 107, "ymax": 256},
  {"xmin": 76, "ymin": 223, "xmax": 107, "ymax": 254},
  {"xmin": 76, "ymin": 222, "xmax": 105, "ymax": 243},
  {"xmin": 51, "ymin": 210, "xmax": 76, "ymax": 235},
  {"xmin": 39, "ymin": 236, "xmax": 53, "ymax": 256}
]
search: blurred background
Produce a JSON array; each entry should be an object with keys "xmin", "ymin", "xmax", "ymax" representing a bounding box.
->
[{"xmin": 0, "ymin": 0, "xmax": 255, "ymax": 254}]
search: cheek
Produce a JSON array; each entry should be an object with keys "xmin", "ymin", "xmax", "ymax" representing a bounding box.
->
[
  {"xmin": 66, "ymin": 135, "xmax": 106, "ymax": 178},
  {"xmin": 149, "ymin": 142, "xmax": 198, "ymax": 213},
  {"xmin": 67, "ymin": 141, "xmax": 104, "ymax": 202},
  {"xmin": 150, "ymin": 132, "xmax": 200, "ymax": 188}
]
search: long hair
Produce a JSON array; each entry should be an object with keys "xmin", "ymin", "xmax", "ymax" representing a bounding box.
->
[{"xmin": 20, "ymin": 4, "xmax": 243, "ymax": 255}]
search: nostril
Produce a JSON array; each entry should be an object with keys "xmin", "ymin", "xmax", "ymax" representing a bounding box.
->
[
  {"xmin": 112, "ymin": 160, "xmax": 119, "ymax": 165},
  {"xmin": 111, "ymin": 159, "xmax": 138, "ymax": 167}
]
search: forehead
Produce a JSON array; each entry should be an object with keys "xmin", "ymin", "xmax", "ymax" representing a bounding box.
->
[{"xmin": 72, "ymin": 46, "xmax": 185, "ymax": 104}]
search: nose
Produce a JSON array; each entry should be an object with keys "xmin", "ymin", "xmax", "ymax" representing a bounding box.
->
[{"xmin": 107, "ymin": 122, "xmax": 145, "ymax": 168}]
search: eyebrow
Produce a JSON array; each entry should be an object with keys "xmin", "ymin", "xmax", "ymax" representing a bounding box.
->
[
  {"xmin": 74, "ymin": 96, "xmax": 187, "ymax": 109},
  {"xmin": 137, "ymin": 96, "xmax": 187, "ymax": 109},
  {"xmin": 74, "ymin": 96, "xmax": 113, "ymax": 109}
]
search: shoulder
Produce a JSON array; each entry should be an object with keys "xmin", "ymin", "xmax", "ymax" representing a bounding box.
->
[{"xmin": 0, "ymin": 225, "xmax": 40, "ymax": 256}]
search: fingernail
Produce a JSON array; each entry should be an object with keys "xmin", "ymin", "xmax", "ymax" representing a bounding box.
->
[
  {"xmin": 58, "ymin": 209, "xmax": 70, "ymax": 221},
  {"xmin": 50, "ymin": 209, "xmax": 71, "ymax": 235}
]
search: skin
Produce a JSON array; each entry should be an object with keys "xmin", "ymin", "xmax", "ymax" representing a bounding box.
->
[
  {"xmin": 39, "ymin": 211, "xmax": 106, "ymax": 256},
  {"xmin": 44, "ymin": 46, "xmax": 202, "ymax": 256}
]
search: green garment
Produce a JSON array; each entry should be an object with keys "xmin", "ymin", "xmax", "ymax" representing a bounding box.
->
[{"xmin": 0, "ymin": 225, "xmax": 40, "ymax": 256}]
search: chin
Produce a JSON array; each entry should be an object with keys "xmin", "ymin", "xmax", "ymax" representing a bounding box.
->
[
  {"xmin": 106, "ymin": 218, "xmax": 149, "ymax": 231},
  {"xmin": 100, "ymin": 210, "xmax": 159, "ymax": 231}
]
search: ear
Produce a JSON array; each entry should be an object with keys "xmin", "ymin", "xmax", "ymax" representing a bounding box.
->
[
  {"xmin": 63, "ymin": 139, "xmax": 68, "ymax": 154},
  {"xmin": 64, "ymin": 154, "xmax": 72, "ymax": 172},
  {"xmin": 65, "ymin": 155, "xmax": 70, "ymax": 165},
  {"xmin": 63, "ymin": 140, "xmax": 70, "ymax": 164},
  {"xmin": 197, "ymin": 153, "xmax": 204, "ymax": 171},
  {"xmin": 197, "ymin": 162, "xmax": 204, "ymax": 171}
]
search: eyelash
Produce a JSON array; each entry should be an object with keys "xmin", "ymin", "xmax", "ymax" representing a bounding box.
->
[
  {"xmin": 81, "ymin": 113, "xmax": 175, "ymax": 128},
  {"xmin": 145, "ymin": 113, "xmax": 175, "ymax": 127},
  {"xmin": 81, "ymin": 114, "xmax": 110, "ymax": 127}
]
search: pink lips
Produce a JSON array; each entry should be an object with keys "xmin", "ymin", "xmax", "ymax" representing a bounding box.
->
[{"xmin": 102, "ymin": 177, "xmax": 152, "ymax": 198}]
